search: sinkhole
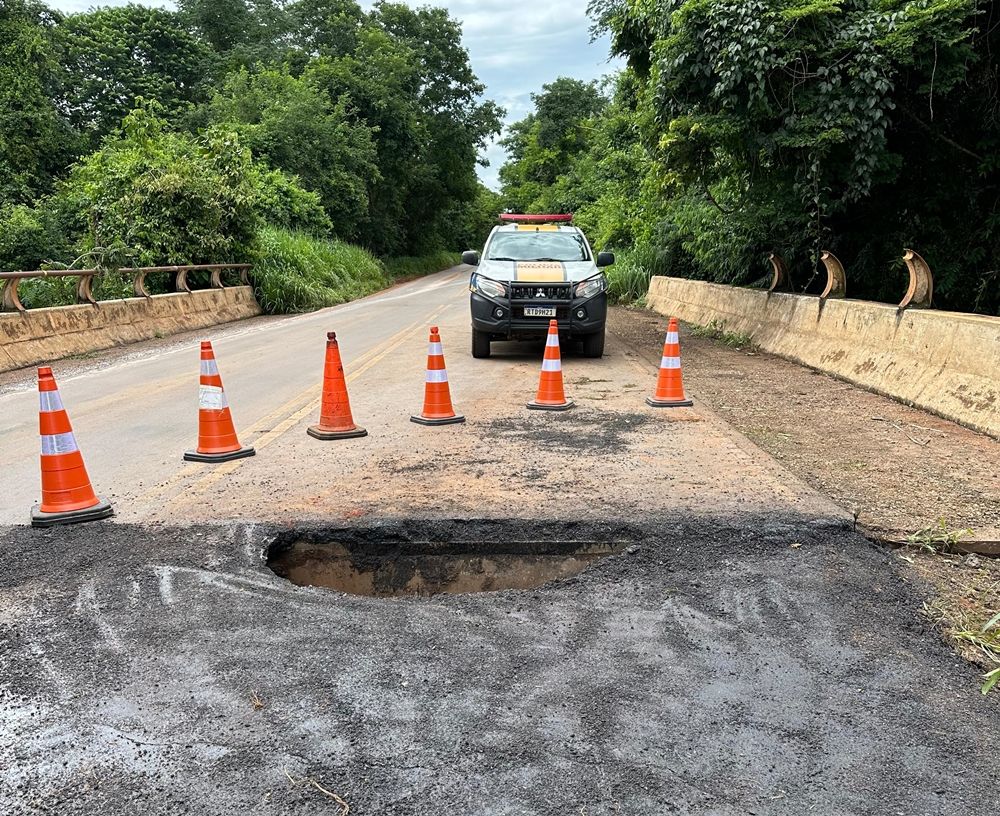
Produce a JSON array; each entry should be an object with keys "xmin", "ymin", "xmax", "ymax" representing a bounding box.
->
[{"xmin": 265, "ymin": 523, "xmax": 630, "ymax": 597}]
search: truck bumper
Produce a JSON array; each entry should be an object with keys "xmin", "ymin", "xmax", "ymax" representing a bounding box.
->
[{"xmin": 471, "ymin": 292, "xmax": 607, "ymax": 339}]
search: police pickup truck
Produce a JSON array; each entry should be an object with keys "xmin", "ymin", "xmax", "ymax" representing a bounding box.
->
[{"xmin": 464, "ymin": 214, "xmax": 614, "ymax": 359}]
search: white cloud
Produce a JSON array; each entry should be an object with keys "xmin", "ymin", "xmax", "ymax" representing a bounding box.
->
[{"xmin": 47, "ymin": 0, "xmax": 621, "ymax": 189}]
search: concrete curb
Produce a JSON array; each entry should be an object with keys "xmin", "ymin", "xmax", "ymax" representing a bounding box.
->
[{"xmin": 0, "ymin": 287, "xmax": 262, "ymax": 374}]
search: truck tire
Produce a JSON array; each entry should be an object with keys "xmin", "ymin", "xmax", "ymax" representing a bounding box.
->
[
  {"xmin": 472, "ymin": 328, "xmax": 492, "ymax": 359},
  {"xmin": 582, "ymin": 330, "xmax": 605, "ymax": 358}
]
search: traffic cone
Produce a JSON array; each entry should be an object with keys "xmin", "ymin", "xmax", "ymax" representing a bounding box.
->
[
  {"xmin": 184, "ymin": 341, "xmax": 255, "ymax": 462},
  {"xmin": 31, "ymin": 367, "xmax": 114, "ymax": 528},
  {"xmin": 308, "ymin": 332, "xmax": 367, "ymax": 440},
  {"xmin": 646, "ymin": 318, "xmax": 694, "ymax": 408},
  {"xmin": 411, "ymin": 326, "xmax": 465, "ymax": 426},
  {"xmin": 527, "ymin": 320, "xmax": 573, "ymax": 411}
]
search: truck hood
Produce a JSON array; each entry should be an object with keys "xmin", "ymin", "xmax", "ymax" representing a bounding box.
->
[{"xmin": 476, "ymin": 259, "xmax": 600, "ymax": 284}]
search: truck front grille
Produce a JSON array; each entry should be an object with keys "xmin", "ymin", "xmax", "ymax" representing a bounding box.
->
[{"xmin": 510, "ymin": 284, "xmax": 573, "ymax": 301}]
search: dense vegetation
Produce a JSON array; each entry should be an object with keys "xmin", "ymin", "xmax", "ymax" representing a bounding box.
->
[
  {"xmin": 500, "ymin": 1, "xmax": 999, "ymax": 315},
  {"xmin": 0, "ymin": 0, "xmax": 502, "ymax": 312}
]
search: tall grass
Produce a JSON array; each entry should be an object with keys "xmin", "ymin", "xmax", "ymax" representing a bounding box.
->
[
  {"xmin": 606, "ymin": 248, "xmax": 655, "ymax": 304},
  {"xmin": 252, "ymin": 225, "xmax": 389, "ymax": 314},
  {"xmin": 382, "ymin": 250, "xmax": 462, "ymax": 280}
]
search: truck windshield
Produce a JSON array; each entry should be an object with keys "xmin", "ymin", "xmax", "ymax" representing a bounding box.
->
[{"xmin": 487, "ymin": 232, "xmax": 589, "ymax": 262}]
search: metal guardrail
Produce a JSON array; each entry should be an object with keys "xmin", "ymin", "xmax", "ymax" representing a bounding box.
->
[
  {"xmin": 766, "ymin": 248, "xmax": 934, "ymax": 310},
  {"xmin": 0, "ymin": 263, "xmax": 251, "ymax": 313}
]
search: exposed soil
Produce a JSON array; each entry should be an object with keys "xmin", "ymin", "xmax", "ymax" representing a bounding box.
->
[
  {"xmin": 607, "ymin": 305, "xmax": 1000, "ymax": 540},
  {"xmin": 267, "ymin": 529, "xmax": 628, "ymax": 596},
  {"xmin": 607, "ymin": 305, "xmax": 1000, "ymax": 686}
]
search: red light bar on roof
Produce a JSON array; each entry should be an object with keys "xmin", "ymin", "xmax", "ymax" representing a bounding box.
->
[{"xmin": 499, "ymin": 213, "xmax": 573, "ymax": 224}]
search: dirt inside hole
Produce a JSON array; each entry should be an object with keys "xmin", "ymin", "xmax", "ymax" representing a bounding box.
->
[{"xmin": 267, "ymin": 535, "xmax": 627, "ymax": 597}]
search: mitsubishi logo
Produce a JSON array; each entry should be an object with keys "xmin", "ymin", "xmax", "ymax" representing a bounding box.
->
[{"xmin": 536, "ymin": 289, "xmax": 545, "ymax": 298}]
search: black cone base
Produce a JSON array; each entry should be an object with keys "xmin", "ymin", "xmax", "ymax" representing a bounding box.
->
[
  {"xmin": 527, "ymin": 399, "xmax": 575, "ymax": 411},
  {"xmin": 307, "ymin": 424, "xmax": 368, "ymax": 440},
  {"xmin": 645, "ymin": 396, "xmax": 694, "ymax": 408},
  {"xmin": 410, "ymin": 414, "xmax": 466, "ymax": 426},
  {"xmin": 184, "ymin": 446, "xmax": 256, "ymax": 463},
  {"xmin": 31, "ymin": 498, "xmax": 114, "ymax": 529}
]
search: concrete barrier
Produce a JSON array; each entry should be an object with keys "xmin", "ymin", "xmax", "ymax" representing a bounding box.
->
[
  {"xmin": 646, "ymin": 276, "xmax": 1000, "ymax": 439},
  {"xmin": 0, "ymin": 287, "xmax": 261, "ymax": 374}
]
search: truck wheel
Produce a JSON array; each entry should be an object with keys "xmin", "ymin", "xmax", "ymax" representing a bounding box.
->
[
  {"xmin": 582, "ymin": 331, "xmax": 605, "ymax": 358},
  {"xmin": 472, "ymin": 329, "xmax": 492, "ymax": 359}
]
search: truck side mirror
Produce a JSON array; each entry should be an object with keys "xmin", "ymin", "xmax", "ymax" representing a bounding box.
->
[
  {"xmin": 462, "ymin": 250, "xmax": 480, "ymax": 266},
  {"xmin": 596, "ymin": 251, "xmax": 616, "ymax": 268}
]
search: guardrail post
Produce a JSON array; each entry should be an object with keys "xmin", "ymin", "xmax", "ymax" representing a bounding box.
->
[
  {"xmin": 133, "ymin": 268, "xmax": 151, "ymax": 298},
  {"xmin": 819, "ymin": 251, "xmax": 847, "ymax": 300},
  {"xmin": 209, "ymin": 266, "xmax": 225, "ymax": 289},
  {"xmin": 174, "ymin": 266, "xmax": 191, "ymax": 293},
  {"xmin": 76, "ymin": 272, "xmax": 98, "ymax": 306},
  {"xmin": 899, "ymin": 249, "xmax": 933, "ymax": 310},
  {"xmin": 1, "ymin": 276, "xmax": 25, "ymax": 313},
  {"xmin": 768, "ymin": 253, "xmax": 791, "ymax": 292},
  {"xmin": 240, "ymin": 267, "xmax": 251, "ymax": 286}
]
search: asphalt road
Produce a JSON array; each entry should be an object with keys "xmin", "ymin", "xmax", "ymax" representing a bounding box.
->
[
  {"xmin": 2, "ymin": 267, "xmax": 999, "ymax": 814},
  {"xmin": 0, "ymin": 266, "xmax": 837, "ymax": 526}
]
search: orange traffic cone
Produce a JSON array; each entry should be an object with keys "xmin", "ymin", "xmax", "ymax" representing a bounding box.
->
[
  {"xmin": 31, "ymin": 366, "xmax": 114, "ymax": 528},
  {"xmin": 527, "ymin": 320, "xmax": 573, "ymax": 411},
  {"xmin": 411, "ymin": 326, "xmax": 465, "ymax": 426},
  {"xmin": 646, "ymin": 318, "xmax": 693, "ymax": 408},
  {"xmin": 308, "ymin": 332, "xmax": 367, "ymax": 440},
  {"xmin": 184, "ymin": 341, "xmax": 256, "ymax": 462}
]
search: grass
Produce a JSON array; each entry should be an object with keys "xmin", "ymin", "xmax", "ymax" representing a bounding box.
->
[
  {"xmin": 606, "ymin": 249, "xmax": 656, "ymax": 304},
  {"xmin": 905, "ymin": 519, "xmax": 973, "ymax": 554},
  {"xmin": 921, "ymin": 568, "xmax": 1000, "ymax": 695},
  {"xmin": 904, "ymin": 518, "xmax": 1000, "ymax": 694},
  {"xmin": 383, "ymin": 250, "xmax": 462, "ymax": 280},
  {"xmin": 252, "ymin": 225, "xmax": 389, "ymax": 314},
  {"xmin": 690, "ymin": 319, "xmax": 758, "ymax": 351}
]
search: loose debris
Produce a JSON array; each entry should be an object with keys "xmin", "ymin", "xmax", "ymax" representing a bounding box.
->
[{"xmin": 283, "ymin": 768, "xmax": 350, "ymax": 814}]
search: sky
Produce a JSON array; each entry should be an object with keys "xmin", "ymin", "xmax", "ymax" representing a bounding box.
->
[{"xmin": 47, "ymin": 0, "xmax": 620, "ymax": 189}]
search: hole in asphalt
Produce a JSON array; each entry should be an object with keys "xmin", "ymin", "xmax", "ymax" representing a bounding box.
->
[{"xmin": 266, "ymin": 528, "xmax": 628, "ymax": 597}]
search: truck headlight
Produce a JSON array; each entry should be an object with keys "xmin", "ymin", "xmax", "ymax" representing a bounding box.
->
[
  {"xmin": 575, "ymin": 275, "xmax": 606, "ymax": 300},
  {"xmin": 471, "ymin": 274, "xmax": 507, "ymax": 299}
]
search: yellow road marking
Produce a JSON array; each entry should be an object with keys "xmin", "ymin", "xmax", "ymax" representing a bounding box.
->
[{"xmin": 164, "ymin": 305, "xmax": 447, "ymax": 504}]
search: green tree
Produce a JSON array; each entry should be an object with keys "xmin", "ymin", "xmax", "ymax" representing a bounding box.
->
[
  {"xmin": 206, "ymin": 67, "xmax": 378, "ymax": 240},
  {"xmin": 286, "ymin": 0, "xmax": 363, "ymax": 57},
  {"xmin": 57, "ymin": 4, "xmax": 214, "ymax": 145},
  {"xmin": 62, "ymin": 105, "xmax": 260, "ymax": 266},
  {"xmin": 0, "ymin": 0, "xmax": 79, "ymax": 206},
  {"xmin": 579, "ymin": 0, "xmax": 999, "ymax": 313},
  {"xmin": 176, "ymin": 0, "xmax": 291, "ymax": 69},
  {"xmin": 499, "ymin": 77, "xmax": 606, "ymax": 213}
]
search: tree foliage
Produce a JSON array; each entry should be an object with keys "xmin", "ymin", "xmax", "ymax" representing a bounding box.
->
[
  {"xmin": 0, "ymin": 0, "xmax": 80, "ymax": 206},
  {"xmin": 0, "ymin": 0, "xmax": 502, "ymax": 282},
  {"xmin": 56, "ymin": 4, "xmax": 214, "ymax": 145},
  {"xmin": 503, "ymin": 0, "xmax": 999, "ymax": 314}
]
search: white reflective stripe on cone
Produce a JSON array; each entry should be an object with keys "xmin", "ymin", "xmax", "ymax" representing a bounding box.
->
[
  {"xmin": 427, "ymin": 342, "xmax": 444, "ymax": 356},
  {"xmin": 426, "ymin": 369, "xmax": 449, "ymax": 383},
  {"xmin": 661, "ymin": 357, "xmax": 681, "ymax": 369},
  {"xmin": 199, "ymin": 385, "xmax": 228, "ymax": 409},
  {"xmin": 546, "ymin": 333, "xmax": 560, "ymax": 347},
  {"xmin": 541, "ymin": 358, "xmax": 562, "ymax": 372},
  {"xmin": 41, "ymin": 432, "xmax": 78, "ymax": 455},
  {"xmin": 200, "ymin": 359, "xmax": 220, "ymax": 376},
  {"xmin": 38, "ymin": 391, "xmax": 65, "ymax": 413},
  {"xmin": 666, "ymin": 332, "xmax": 679, "ymax": 343}
]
